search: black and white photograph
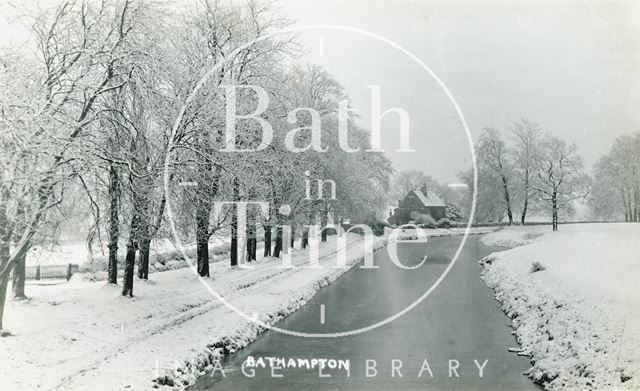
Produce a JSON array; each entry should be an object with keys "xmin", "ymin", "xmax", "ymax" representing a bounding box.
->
[{"xmin": 0, "ymin": 0, "xmax": 639, "ymax": 390}]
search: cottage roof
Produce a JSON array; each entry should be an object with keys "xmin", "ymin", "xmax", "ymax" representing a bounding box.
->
[{"xmin": 412, "ymin": 189, "xmax": 446, "ymax": 207}]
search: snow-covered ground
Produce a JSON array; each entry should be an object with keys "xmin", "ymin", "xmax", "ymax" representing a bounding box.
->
[
  {"xmin": 1, "ymin": 234, "xmax": 385, "ymax": 390},
  {"xmin": 480, "ymin": 223, "xmax": 640, "ymax": 390},
  {"xmin": 25, "ymin": 235, "xmax": 231, "ymax": 267}
]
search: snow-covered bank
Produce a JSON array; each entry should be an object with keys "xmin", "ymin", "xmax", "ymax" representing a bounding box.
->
[
  {"xmin": 388, "ymin": 226, "xmax": 499, "ymax": 240},
  {"xmin": 480, "ymin": 223, "xmax": 640, "ymax": 390},
  {"xmin": 0, "ymin": 234, "xmax": 385, "ymax": 390}
]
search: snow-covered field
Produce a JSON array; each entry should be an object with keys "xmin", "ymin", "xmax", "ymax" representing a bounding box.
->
[
  {"xmin": 1, "ymin": 234, "xmax": 385, "ymax": 390},
  {"xmin": 480, "ymin": 223, "xmax": 640, "ymax": 390},
  {"xmin": 25, "ymin": 236, "xmax": 231, "ymax": 267}
]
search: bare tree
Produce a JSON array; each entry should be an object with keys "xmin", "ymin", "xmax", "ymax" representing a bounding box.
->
[
  {"xmin": 590, "ymin": 155, "xmax": 623, "ymax": 221},
  {"xmin": 459, "ymin": 166, "xmax": 507, "ymax": 224},
  {"xmin": 0, "ymin": 0, "xmax": 142, "ymax": 328},
  {"xmin": 391, "ymin": 170, "xmax": 439, "ymax": 201},
  {"xmin": 0, "ymin": 0, "xmax": 397, "ymax": 329},
  {"xmin": 477, "ymin": 128, "xmax": 514, "ymax": 225},
  {"xmin": 511, "ymin": 119, "xmax": 542, "ymax": 225},
  {"xmin": 590, "ymin": 133, "xmax": 640, "ymax": 222},
  {"xmin": 531, "ymin": 135, "xmax": 590, "ymax": 231}
]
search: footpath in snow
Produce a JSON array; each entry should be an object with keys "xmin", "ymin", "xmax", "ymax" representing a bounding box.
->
[
  {"xmin": 480, "ymin": 223, "xmax": 640, "ymax": 390},
  {"xmin": 1, "ymin": 234, "xmax": 385, "ymax": 390}
]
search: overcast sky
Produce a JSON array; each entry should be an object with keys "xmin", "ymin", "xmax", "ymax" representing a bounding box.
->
[
  {"xmin": 1, "ymin": 0, "xmax": 638, "ymax": 184},
  {"xmin": 278, "ymin": 0, "xmax": 640, "ymax": 183}
]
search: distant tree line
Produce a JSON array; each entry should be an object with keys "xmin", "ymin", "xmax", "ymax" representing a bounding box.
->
[
  {"xmin": 590, "ymin": 132, "xmax": 640, "ymax": 222},
  {"xmin": 458, "ymin": 119, "xmax": 590, "ymax": 231}
]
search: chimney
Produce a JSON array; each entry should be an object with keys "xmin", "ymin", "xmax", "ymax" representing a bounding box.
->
[{"xmin": 420, "ymin": 183, "xmax": 428, "ymax": 194}]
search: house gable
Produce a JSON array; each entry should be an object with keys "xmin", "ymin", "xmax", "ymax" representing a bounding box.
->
[{"xmin": 390, "ymin": 185, "xmax": 447, "ymax": 224}]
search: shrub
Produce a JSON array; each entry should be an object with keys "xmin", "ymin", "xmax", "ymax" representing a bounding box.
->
[
  {"xmin": 367, "ymin": 219, "xmax": 389, "ymax": 236},
  {"xmin": 437, "ymin": 218, "xmax": 452, "ymax": 228},
  {"xmin": 446, "ymin": 204, "xmax": 465, "ymax": 222},
  {"xmin": 154, "ymin": 375, "xmax": 175, "ymax": 386},
  {"xmin": 530, "ymin": 261, "xmax": 546, "ymax": 273},
  {"xmin": 415, "ymin": 214, "xmax": 437, "ymax": 228}
]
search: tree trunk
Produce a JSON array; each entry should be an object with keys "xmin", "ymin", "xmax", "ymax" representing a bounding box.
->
[
  {"xmin": 10, "ymin": 203, "xmax": 28, "ymax": 298},
  {"xmin": 107, "ymin": 162, "xmax": 120, "ymax": 284},
  {"xmin": 136, "ymin": 219, "xmax": 149, "ymax": 280},
  {"xmin": 122, "ymin": 244, "xmax": 136, "ymax": 297},
  {"xmin": 302, "ymin": 212, "xmax": 312, "ymax": 249},
  {"xmin": 0, "ymin": 236, "xmax": 10, "ymax": 329},
  {"xmin": 107, "ymin": 205, "xmax": 119, "ymax": 283},
  {"xmin": 246, "ymin": 238, "xmax": 254, "ymax": 262},
  {"xmin": 634, "ymin": 187, "xmax": 639, "ymax": 222},
  {"xmin": 11, "ymin": 251, "xmax": 26, "ymax": 299},
  {"xmin": 122, "ymin": 214, "xmax": 138, "ymax": 297},
  {"xmin": 194, "ymin": 153, "xmax": 217, "ymax": 276},
  {"xmin": 135, "ymin": 195, "xmax": 151, "ymax": 280},
  {"xmin": 263, "ymin": 225, "xmax": 272, "ymax": 257},
  {"xmin": 138, "ymin": 192, "xmax": 166, "ymax": 280},
  {"xmin": 273, "ymin": 227, "xmax": 283, "ymax": 258},
  {"xmin": 137, "ymin": 238, "xmax": 150, "ymax": 280},
  {"xmin": 0, "ymin": 267, "xmax": 10, "ymax": 330},
  {"xmin": 501, "ymin": 175, "xmax": 513, "ymax": 225},
  {"xmin": 246, "ymin": 223, "xmax": 256, "ymax": 262},
  {"xmin": 552, "ymin": 194, "xmax": 558, "ymax": 231},
  {"xmin": 302, "ymin": 227, "xmax": 309, "ymax": 249},
  {"xmin": 251, "ymin": 237, "xmax": 257, "ymax": 261},
  {"xmin": 230, "ymin": 208, "xmax": 238, "ymax": 267},
  {"xmin": 321, "ymin": 209, "xmax": 328, "ymax": 242},
  {"xmin": 246, "ymin": 239, "xmax": 252, "ymax": 262},
  {"xmin": 195, "ymin": 202, "xmax": 210, "ymax": 277},
  {"xmin": 623, "ymin": 191, "xmax": 629, "ymax": 222},
  {"xmin": 0, "ymin": 188, "xmax": 14, "ymax": 329},
  {"xmin": 230, "ymin": 177, "xmax": 239, "ymax": 267},
  {"xmin": 196, "ymin": 236, "xmax": 210, "ymax": 277},
  {"xmin": 521, "ymin": 178, "xmax": 529, "ymax": 225},
  {"xmin": 290, "ymin": 224, "xmax": 296, "ymax": 249}
]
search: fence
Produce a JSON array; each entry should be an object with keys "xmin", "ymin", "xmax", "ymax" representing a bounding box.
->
[{"xmin": 24, "ymin": 264, "xmax": 80, "ymax": 281}]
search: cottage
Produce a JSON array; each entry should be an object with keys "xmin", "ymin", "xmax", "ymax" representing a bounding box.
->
[{"xmin": 389, "ymin": 184, "xmax": 446, "ymax": 225}]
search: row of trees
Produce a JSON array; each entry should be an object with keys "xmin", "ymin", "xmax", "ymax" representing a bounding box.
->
[
  {"xmin": 590, "ymin": 132, "xmax": 640, "ymax": 221},
  {"xmin": 0, "ymin": 0, "xmax": 391, "ymax": 329},
  {"xmin": 459, "ymin": 120, "xmax": 590, "ymax": 231}
]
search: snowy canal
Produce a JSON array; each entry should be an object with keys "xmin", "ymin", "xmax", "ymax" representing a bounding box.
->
[{"xmin": 190, "ymin": 236, "xmax": 538, "ymax": 390}]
